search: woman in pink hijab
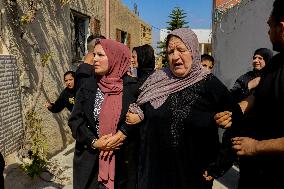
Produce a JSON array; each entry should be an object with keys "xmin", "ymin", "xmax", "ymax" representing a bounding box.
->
[{"xmin": 69, "ymin": 39, "xmax": 140, "ymax": 189}]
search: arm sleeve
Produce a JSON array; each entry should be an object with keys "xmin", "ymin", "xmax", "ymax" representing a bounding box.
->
[
  {"xmin": 48, "ymin": 91, "xmax": 66, "ymax": 113},
  {"xmin": 206, "ymin": 128, "xmax": 238, "ymax": 178},
  {"xmin": 119, "ymin": 122, "xmax": 141, "ymax": 137},
  {"xmin": 205, "ymin": 76, "xmax": 243, "ymax": 178},
  {"xmin": 74, "ymin": 64, "xmax": 93, "ymax": 93},
  {"xmin": 230, "ymin": 78, "xmax": 250, "ymax": 103},
  {"xmin": 117, "ymin": 76, "xmax": 141, "ymax": 136},
  {"xmin": 68, "ymin": 88, "xmax": 97, "ymax": 147}
]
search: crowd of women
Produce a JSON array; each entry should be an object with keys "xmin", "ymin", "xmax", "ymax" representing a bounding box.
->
[{"xmin": 47, "ymin": 1, "xmax": 284, "ymax": 188}]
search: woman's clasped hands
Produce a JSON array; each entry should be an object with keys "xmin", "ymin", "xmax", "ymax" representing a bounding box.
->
[{"xmin": 93, "ymin": 131, "xmax": 126, "ymax": 159}]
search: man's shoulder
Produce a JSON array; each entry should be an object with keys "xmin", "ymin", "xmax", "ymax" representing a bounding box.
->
[
  {"xmin": 75, "ymin": 63, "xmax": 93, "ymax": 76},
  {"xmin": 264, "ymin": 52, "xmax": 284, "ymax": 73}
]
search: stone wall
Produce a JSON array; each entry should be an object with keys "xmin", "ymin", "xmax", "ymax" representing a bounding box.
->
[
  {"xmin": 0, "ymin": 55, "xmax": 23, "ymax": 156},
  {"xmin": 1, "ymin": 0, "xmax": 152, "ymax": 157},
  {"xmin": 1, "ymin": 0, "xmax": 106, "ymax": 157}
]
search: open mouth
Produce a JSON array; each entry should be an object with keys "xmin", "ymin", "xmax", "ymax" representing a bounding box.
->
[{"xmin": 174, "ymin": 62, "xmax": 183, "ymax": 68}]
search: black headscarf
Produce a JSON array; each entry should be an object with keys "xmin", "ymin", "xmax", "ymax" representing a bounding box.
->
[
  {"xmin": 253, "ymin": 48, "xmax": 273, "ymax": 65},
  {"xmin": 133, "ymin": 44, "xmax": 156, "ymax": 84},
  {"xmin": 253, "ymin": 48, "xmax": 273, "ymax": 76}
]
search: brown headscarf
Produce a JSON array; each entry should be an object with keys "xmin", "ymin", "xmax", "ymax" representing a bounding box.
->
[
  {"xmin": 97, "ymin": 39, "xmax": 131, "ymax": 189},
  {"xmin": 129, "ymin": 28, "xmax": 210, "ymax": 119}
]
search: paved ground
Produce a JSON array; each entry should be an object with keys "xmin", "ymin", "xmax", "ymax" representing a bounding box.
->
[
  {"xmin": 213, "ymin": 166, "xmax": 239, "ymax": 189},
  {"xmin": 4, "ymin": 142, "xmax": 239, "ymax": 189}
]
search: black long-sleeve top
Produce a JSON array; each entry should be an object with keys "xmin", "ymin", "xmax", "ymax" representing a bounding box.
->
[{"xmin": 47, "ymin": 87, "xmax": 75, "ymax": 113}]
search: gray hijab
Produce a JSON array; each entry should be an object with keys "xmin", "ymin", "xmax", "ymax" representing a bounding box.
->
[{"xmin": 129, "ymin": 28, "xmax": 210, "ymax": 119}]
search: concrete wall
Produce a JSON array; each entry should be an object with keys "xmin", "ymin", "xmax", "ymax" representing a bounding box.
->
[{"xmin": 212, "ymin": 0, "xmax": 274, "ymax": 88}]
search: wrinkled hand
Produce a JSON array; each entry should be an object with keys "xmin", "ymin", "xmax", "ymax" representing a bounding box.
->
[
  {"xmin": 248, "ymin": 77, "xmax": 261, "ymax": 90},
  {"xmin": 93, "ymin": 134, "xmax": 112, "ymax": 150},
  {"xmin": 103, "ymin": 131, "xmax": 126, "ymax": 150},
  {"xmin": 126, "ymin": 111, "xmax": 142, "ymax": 125},
  {"xmin": 44, "ymin": 101, "xmax": 52, "ymax": 109},
  {"xmin": 203, "ymin": 170, "xmax": 214, "ymax": 181},
  {"xmin": 214, "ymin": 111, "xmax": 232, "ymax": 129},
  {"xmin": 95, "ymin": 135, "xmax": 114, "ymax": 160},
  {"xmin": 98, "ymin": 131, "xmax": 126, "ymax": 159},
  {"xmin": 232, "ymin": 137, "xmax": 259, "ymax": 156}
]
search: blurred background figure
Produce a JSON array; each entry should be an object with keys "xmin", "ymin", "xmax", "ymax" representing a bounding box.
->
[
  {"xmin": 136, "ymin": 44, "xmax": 156, "ymax": 85},
  {"xmin": 44, "ymin": 71, "xmax": 75, "ymax": 113},
  {"xmin": 201, "ymin": 53, "xmax": 215, "ymax": 72},
  {"xmin": 230, "ymin": 48, "xmax": 273, "ymax": 102},
  {"xmin": 128, "ymin": 44, "xmax": 155, "ymax": 85}
]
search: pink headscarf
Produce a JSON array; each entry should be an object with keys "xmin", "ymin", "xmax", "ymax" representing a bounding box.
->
[{"xmin": 97, "ymin": 39, "xmax": 131, "ymax": 189}]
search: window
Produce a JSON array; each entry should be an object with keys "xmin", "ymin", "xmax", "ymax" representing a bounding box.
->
[
  {"xmin": 116, "ymin": 29, "xmax": 131, "ymax": 48},
  {"xmin": 70, "ymin": 10, "xmax": 89, "ymax": 63}
]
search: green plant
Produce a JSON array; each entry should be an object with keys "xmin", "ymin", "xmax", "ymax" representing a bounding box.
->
[
  {"xmin": 166, "ymin": 7, "xmax": 188, "ymax": 31},
  {"xmin": 21, "ymin": 152, "xmax": 47, "ymax": 179},
  {"xmin": 20, "ymin": 9, "xmax": 37, "ymax": 25},
  {"xmin": 157, "ymin": 7, "xmax": 188, "ymax": 67},
  {"xmin": 60, "ymin": 0, "xmax": 72, "ymax": 7},
  {"xmin": 41, "ymin": 52, "xmax": 52, "ymax": 67},
  {"xmin": 21, "ymin": 111, "xmax": 48, "ymax": 179}
]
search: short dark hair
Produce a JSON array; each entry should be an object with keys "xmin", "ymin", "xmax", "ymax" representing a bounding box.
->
[
  {"xmin": 87, "ymin": 34, "xmax": 106, "ymax": 43},
  {"xmin": 271, "ymin": 0, "xmax": 284, "ymax": 23},
  {"xmin": 64, "ymin": 71, "xmax": 75, "ymax": 79},
  {"xmin": 201, "ymin": 54, "xmax": 214, "ymax": 65},
  {"xmin": 86, "ymin": 34, "xmax": 106, "ymax": 51}
]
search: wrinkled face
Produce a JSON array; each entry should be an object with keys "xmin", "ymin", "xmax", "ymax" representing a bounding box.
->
[
  {"xmin": 267, "ymin": 16, "xmax": 283, "ymax": 52},
  {"xmin": 252, "ymin": 54, "xmax": 265, "ymax": 70},
  {"xmin": 64, "ymin": 74, "xmax": 74, "ymax": 89},
  {"xmin": 131, "ymin": 50, "xmax": 138, "ymax": 68},
  {"xmin": 201, "ymin": 60, "xmax": 213, "ymax": 72},
  {"xmin": 167, "ymin": 36, "xmax": 192, "ymax": 77},
  {"xmin": 93, "ymin": 44, "xmax": 109, "ymax": 76}
]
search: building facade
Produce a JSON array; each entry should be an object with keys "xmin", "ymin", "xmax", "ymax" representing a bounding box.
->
[
  {"xmin": 0, "ymin": 0, "xmax": 152, "ymax": 157},
  {"xmin": 109, "ymin": 0, "xmax": 152, "ymax": 48}
]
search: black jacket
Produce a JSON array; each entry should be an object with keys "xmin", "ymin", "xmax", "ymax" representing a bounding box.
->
[
  {"xmin": 74, "ymin": 63, "xmax": 94, "ymax": 93},
  {"xmin": 48, "ymin": 88, "xmax": 75, "ymax": 113},
  {"xmin": 68, "ymin": 74, "xmax": 139, "ymax": 189},
  {"xmin": 230, "ymin": 70, "xmax": 261, "ymax": 103}
]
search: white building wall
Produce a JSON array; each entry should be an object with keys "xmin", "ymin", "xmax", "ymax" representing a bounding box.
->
[
  {"xmin": 160, "ymin": 28, "xmax": 211, "ymax": 44},
  {"xmin": 212, "ymin": 0, "xmax": 274, "ymax": 88},
  {"xmin": 192, "ymin": 29, "xmax": 212, "ymax": 44}
]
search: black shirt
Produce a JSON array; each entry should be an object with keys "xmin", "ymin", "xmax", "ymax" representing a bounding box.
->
[{"xmin": 48, "ymin": 87, "xmax": 75, "ymax": 113}]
